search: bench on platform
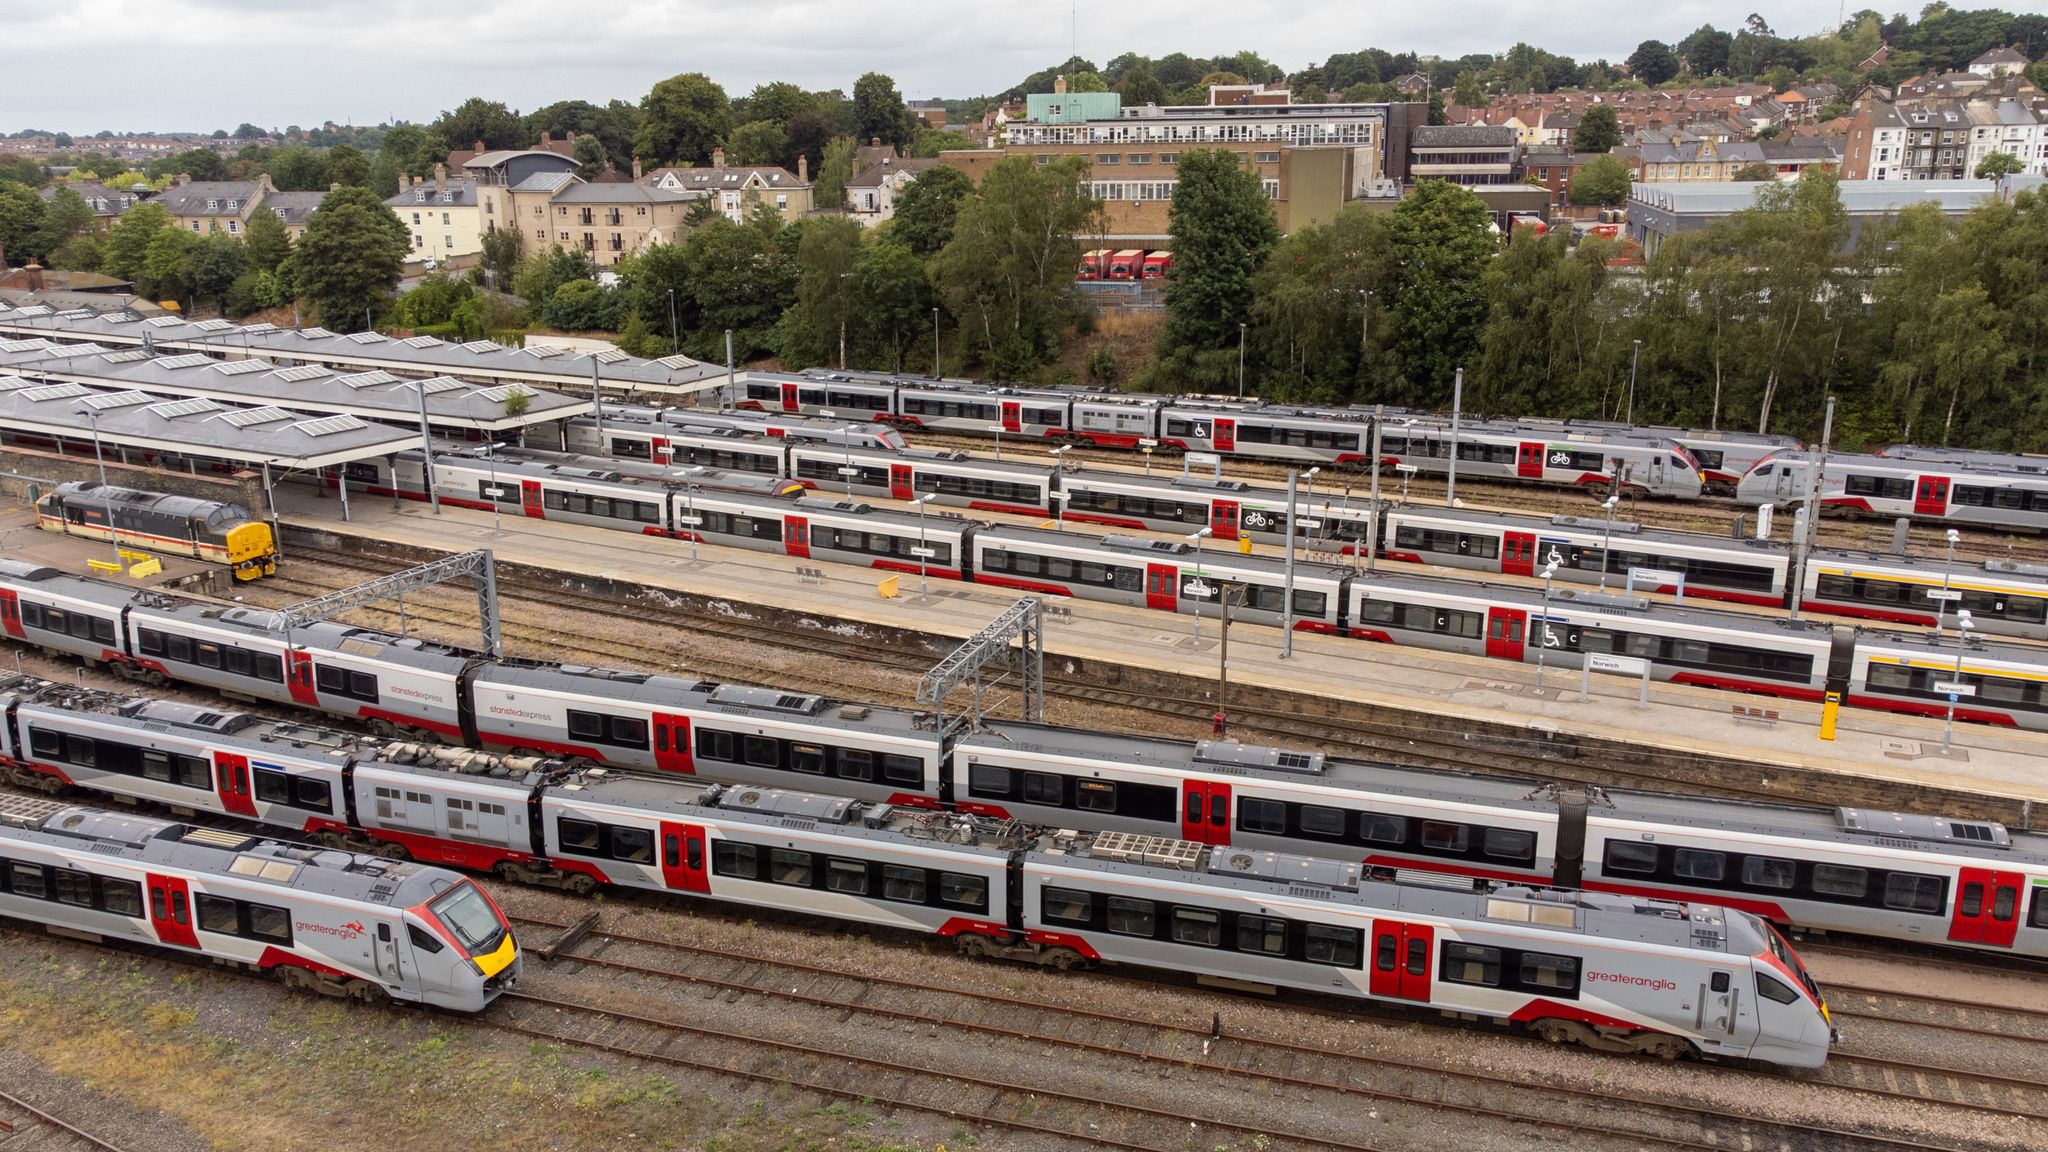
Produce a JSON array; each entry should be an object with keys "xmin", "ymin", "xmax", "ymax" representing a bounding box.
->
[{"xmin": 1731, "ymin": 704, "xmax": 1781, "ymax": 728}]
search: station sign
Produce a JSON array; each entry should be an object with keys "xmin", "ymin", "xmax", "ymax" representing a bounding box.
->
[
  {"xmin": 1932, "ymin": 681, "xmax": 1975, "ymax": 697},
  {"xmin": 1184, "ymin": 578, "xmax": 1214, "ymax": 598},
  {"xmin": 1630, "ymin": 567, "xmax": 1685, "ymax": 586},
  {"xmin": 1586, "ymin": 653, "xmax": 1649, "ymax": 677},
  {"xmin": 1187, "ymin": 452, "xmax": 1221, "ymax": 469},
  {"xmin": 909, "ymin": 546, "xmax": 937, "ymax": 559},
  {"xmin": 1925, "ymin": 589, "xmax": 1962, "ymax": 602}
]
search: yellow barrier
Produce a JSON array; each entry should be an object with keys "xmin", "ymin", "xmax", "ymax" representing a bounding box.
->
[
  {"xmin": 86, "ymin": 559, "xmax": 121, "ymax": 574},
  {"xmin": 877, "ymin": 576, "xmax": 900, "ymax": 599},
  {"xmin": 127, "ymin": 558, "xmax": 162, "ymax": 578},
  {"xmin": 118, "ymin": 549, "xmax": 152, "ymax": 563},
  {"xmin": 1237, "ymin": 534, "xmax": 1253, "ymax": 554}
]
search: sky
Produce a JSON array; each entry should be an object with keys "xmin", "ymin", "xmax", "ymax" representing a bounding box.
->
[{"xmin": 13, "ymin": 0, "xmax": 1889, "ymax": 133}]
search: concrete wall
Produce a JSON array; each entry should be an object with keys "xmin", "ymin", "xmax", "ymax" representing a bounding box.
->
[{"xmin": 0, "ymin": 444, "xmax": 266, "ymax": 509}]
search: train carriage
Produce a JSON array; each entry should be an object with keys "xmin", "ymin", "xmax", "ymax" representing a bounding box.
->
[
  {"xmin": 967, "ymin": 526, "xmax": 1349, "ymax": 629},
  {"xmin": 1492, "ymin": 419, "xmax": 1799, "ymax": 496},
  {"xmin": 1380, "ymin": 507, "xmax": 1791, "ymax": 607},
  {"xmin": 370, "ymin": 447, "xmax": 800, "ymax": 535},
  {"xmin": 1801, "ymin": 553, "xmax": 2048, "ymax": 640},
  {"xmin": 785, "ymin": 444, "xmax": 1056, "ymax": 516},
  {"xmin": 549, "ymin": 413, "xmax": 792, "ymax": 475},
  {"xmin": 650, "ymin": 406, "xmax": 907, "ymax": 450},
  {"xmin": 1056, "ymin": 469, "xmax": 1377, "ymax": 550},
  {"xmin": 893, "ymin": 383, "xmax": 1072, "ymax": 439},
  {"xmin": 1878, "ymin": 444, "xmax": 2048, "ymax": 474},
  {"xmin": 0, "ymin": 795, "xmax": 517, "ymax": 1012},
  {"xmin": 1377, "ymin": 422, "xmax": 1706, "ymax": 499},
  {"xmin": 737, "ymin": 373, "xmax": 898, "ymax": 420},
  {"xmin": 0, "ymin": 559, "xmax": 133, "ymax": 663},
  {"xmin": 38, "ymin": 482, "xmax": 278, "ymax": 580},
  {"xmin": 677, "ymin": 493, "xmax": 976, "ymax": 579},
  {"xmin": 1738, "ymin": 452, "xmax": 2048, "ymax": 533},
  {"xmin": 1069, "ymin": 397, "xmax": 1170, "ymax": 448},
  {"xmin": 1158, "ymin": 403, "xmax": 1374, "ymax": 464},
  {"xmin": 1849, "ymin": 631, "xmax": 2048, "ymax": 728}
]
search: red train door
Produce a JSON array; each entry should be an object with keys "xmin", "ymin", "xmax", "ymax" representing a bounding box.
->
[
  {"xmin": 0, "ymin": 590, "xmax": 21, "ymax": 639},
  {"xmin": 1210, "ymin": 500, "xmax": 1240, "ymax": 542},
  {"xmin": 520, "ymin": 479, "xmax": 543, "ymax": 518},
  {"xmin": 651, "ymin": 712, "xmax": 693, "ymax": 774},
  {"xmin": 1370, "ymin": 920, "xmax": 1433, "ymax": 1001},
  {"xmin": 1213, "ymin": 419, "xmax": 1236, "ymax": 452},
  {"xmin": 285, "ymin": 650, "xmax": 319, "ymax": 707},
  {"xmin": 1516, "ymin": 442, "xmax": 1546, "ymax": 478},
  {"xmin": 650, "ymin": 437, "xmax": 671, "ymax": 465},
  {"xmin": 1948, "ymin": 868, "xmax": 2024, "ymax": 947},
  {"xmin": 146, "ymin": 874, "xmax": 199, "ymax": 948},
  {"xmin": 1484, "ymin": 607, "xmax": 1526, "ymax": 661},
  {"xmin": 1501, "ymin": 531, "xmax": 1536, "ymax": 577},
  {"xmin": 1181, "ymin": 781, "xmax": 1232, "ymax": 845},
  {"xmin": 1000, "ymin": 401, "xmax": 1022, "ymax": 433},
  {"xmin": 779, "ymin": 382, "xmax": 800, "ymax": 412},
  {"xmin": 659, "ymin": 822, "xmax": 710, "ymax": 893},
  {"xmin": 1914, "ymin": 475, "xmax": 1950, "ymax": 516},
  {"xmin": 889, "ymin": 464, "xmax": 914, "ymax": 501},
  {"xmin": 214, "ymin": 752, "xmax": 257, "ymax": 817},
  {"xmin": 784, "ymin": 516, "xmax": 810, "ymax": 559},
  {"xmin": 1144, "ymin": 564, "xmax": 1179, "ymax": 611}
]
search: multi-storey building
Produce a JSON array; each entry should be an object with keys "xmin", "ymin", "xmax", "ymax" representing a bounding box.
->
[
  {"xmin": 644, "ymin": 147, "xmax": 813, "ymax": 224},
  {"xmin": 38, "ymin": 180, "xmax": 139, "ymax": 221},
  {"xmin": 383, "ymin": 170, "xmax": 485, "ymax": 262},
  {"xmin": 1845, "ymin": 77, "xmax": 2048, "ymax": 180},
  {"xmin": 156, "ymin": 176, "xmax": 271, "ymax": 237},
  {"xmin": 470, "ymin": 149, "xmax": 700, "ymax": 266},
  {"xmin": 1407, "ymin": 125, "xmax": 1519, "ymax": 184}
]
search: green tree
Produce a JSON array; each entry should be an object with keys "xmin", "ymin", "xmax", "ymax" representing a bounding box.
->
[
  {"xmin": 890, "ymin": 164, "xmax": 972, "ymax": 256},
  {"xmin": 234, "ymin": 123, "xmax": 264, "ymax": 139},
  {"xmin": 543, "ymin": 278, "xmax": 626, "ymax": 330},
  {"xmin": 393, "ymin": 270, "xmax": 475, "ymax": 327},
  {"xmin": 1574, "ymin": 105, "xmax": 1622, "ymax": 154},
  {"xmin": 1976, "ymin": 151, "xmax": 2025, "ymax": 180},
  {"xmin": 480, "ymin": 226, "xmax": 523, "ymax": 291},
  {"xmin": 931, "ymin": 154, "xmax": 1103, "ymax": 377},
  {"xmin": 852, "ymin": 72, "xmax": 916, "ymax": 149},
  {"xmin": 37, "ymin": 186, "xmax": 94, "ymax": 255},
  {"xmin": 743, "ymin": 81, "xmax": 818, "ymax": 127},
  {"xmin": 140, "ymin": 226, "xmax": 197, "ymax": 306},
  {"xmin": 188, "ymin": 232, "xmax": 246, "ymax": 314},
  {"xmin": 813, "ymin": 136, "xmax": 857, "ymax": 208},
  {"xmin": 1731, "ymin": 161, "xmax": 1777, "ymax": 181},
  {"xmin": 1713, "ymin": 170, "xmax": 1851, "ymax": 433},
  {"xmin": 293, "ymin": 185, "xmax": 411, "ymax": 331},
  {"xmin": 1453, "ymin": 72, "xmax": 1484, "ymax": 108},
  {"xmin": 1246, "ymin": 205, "xmax": 1397, "ymax": 399},
  {"xmin": 1388, "ymin": 180, "xmax": 1496, "ymax": 401},
  {"xmin": 53, "ymin": 232, "xmax": 106, "ymax": 273},
  {"xmin": 0, "ymin": 185, "xmax": 46, "ymax": 264},
  {"xmin": 432, "ymin": 98, "xmax": 525, "ymax": 151},
  {"xmin": 635, "ymin": 72, "xmax": 733, "ymax": 166},
  {"xmin": 909, "ymin": 130, "xmax": 974, "ymax": 158},
  {"xmin": 1427, "ymin": 90, "xmax": 1447, "ymax": 126},
  {"xmin": 1571, "ymin": 154, "xmax": 1634, "ymax": 206},
  {"xmin": 777, "ymin": 216, "xmax": 863, "ymax": 367},
  {"xmin": 1157, "ymin": 149, "xmax": 1281, "ymax": 386},
  {"xmin": 676, "ymin": 210, "xmax": 798, "ymax": 359},
  {"xmin": 268, "ymin": 145, "xmax": 329, "ymax": 191},
  {"xmin": 1679, "ymin": 25, "xmax": 1734, "ymax": 75},
  {"xmin": 1118, "ymin": 63, "xmax": 1168, "ymax": 106},
  {"xmin": 513, "ymin": 247, "xmax": 597, "ymax": 317},
  {"xmin": 726, "ymin": 120, "xmax": 788, "ymax": 167},
  {"xmin": 158, "ymin": 148, "xmax": 227, "ymax": 182},
  {"xmin": 325, "ymin": 144, "xmax": 370, "ymax": 188},
  {"xmin": 1627, "ymin": 40, "xmax": 1681, "ymax": 85},
  {"xmin": 1068, "ymin": 71, "xmax": 1109, "ymax": 93},
  {"xmin": 573, "ymin": 134, "xmax": 609, "ymax": 180},
  {"xmin": 784, "ymin": 109, "xmax": 839, "ymax": 175},
  {"xmin": 103, "ymin": 201, "xmax": 172, "ymax": 283},
  {"xmin": 367, "ymin": 150, "xmax": 403, "ymax": 198},
  {"xmin": 243, "ymin": 205, "xmax": 292, "ymax": 272},
  {"xmin": 856, "ymin": 238, "xmax": 935, "ymax": 371}
]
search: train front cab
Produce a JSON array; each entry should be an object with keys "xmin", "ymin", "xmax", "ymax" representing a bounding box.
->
[{"xmin": 409, "ymin": 879, "xmax": 520, "ymax": 1010}]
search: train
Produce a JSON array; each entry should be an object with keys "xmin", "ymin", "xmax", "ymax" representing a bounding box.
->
[
  {"xmin": 2, "ymin": 570, "xmax": 2042, "ymax": 962},
  {"xmin": 0, "ymin": 676, "xmax": 1833, "ymax": 1066},
  {"xmin": 0, "ymin": 791, "xmax": 516, "ymax": 1012},
  {"xmin": 1738, "ymin": 450, "xmax": 2048, "ymax": 535},
  {"xmin": 37, "ymin": 482, "xmax": 278, "ymax": 580}
]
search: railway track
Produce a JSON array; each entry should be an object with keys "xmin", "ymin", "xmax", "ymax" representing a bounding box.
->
[
  {"xmin": 0, "ymin": 1087, "xmax": 130, "ymax": 1152},
  {"xmin": 508, "ymin": 908, "xmax": 2031, "ymax": 1152}
]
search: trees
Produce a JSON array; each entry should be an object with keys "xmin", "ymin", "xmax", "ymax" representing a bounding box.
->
[
  {"xmin": 1452, "ymin": 72, "xmax": 1484, "ymax": 107},
  {"xmin": 0, "ymin": 185, "xmax": 46, "ymax": 264},
  {"xmin": 813, "ymin": 137, "xmax": 857, "ymax": 208},
  {"xmin": 635, "ymin": 73, "xmax": 732, "ymax": 166},
  {"xmin": 1731, "ymin": 161, "xmax": 1777, "ymax": 181},
  {"xmin": 243, "ymin": 205, "xmax": 291, "ymax": 272},
  {"xmin": 480, "ymin": 226, "xmax": 523, "ymax": 291},
  {"xmin": 1571, "ymin": 155, "xmax": 1634, "ymax": 206},
  {"xmin": 543, "ymin": 279, "xmax": 627, "ymax": 331},
  {"xmin": 573, "ymin": 135, "xmax": 609, "ymax": 180},
  {"xmin": 432, "ymin": 98, "xmax": 524, "ymax": 151},
  {"xmin": 140, "ymin": 227, "xmax": 197, "ymax": 307},
  {"xmin": 743, "ymin": 82, "xmax": 817, "ymax": 128},
  {"xmin": 1574, "ymin": 105, "xmax": 1622, "ymax": 154},
  {"xmin": 187, "ymin": 233, "xmax": 245, "ymax": 315},
  {"xmin": 156, "ymin": 148, "xmax": 227, "ymax": 182},
  {"xmin": 104, "ymin": 201, "xmax": 172, "ymax": 284},
  {"xmin": 777, "ymin": 216, "xmax": 863, "ymax": 367},
  {"xmin": 1678, "ymin": 25, "xmax": 1735, "ymax": 76},
  {"xmin": 853, "ymin": 72, "xmax": 916, "ymax": 149},
  {"xmin": 1977, "ymin": 151, "xmax": 2025, "ymax": 180},
  {"xmin": 38, "ymin": 186, "xmax": 94, "ymax": 258},
  {"xmin": 526, "ymin": 99, "xmax": 635, "ymax": 168},
  {"xmin": 858, "ymin": 239, "xmax": 935, "ymax": 371},
  {"xmin": 1627, "ymin": 40, "xmax": 1680, "ymax": 85},
  {"xmin": 931, "ymin": 155, "xmax": 1102, "ymax": 377},
  {"xmin": 1118, "ymin": 63, "xmax": 1168, "ymax": 106},
  {"xmin": 891, "ymin": 165, "xmax": 973, "ymax": 256},
  {"xmin": 1157, "ymin": 149, "xmax": 1281, "ymax": 385},
  {"xmin": 1387, "ymin": 180, "xmax": 1496, "ymax": 402},
  {"xmin": 1247, "ymin": 205, "xmax": 1396, "ymax": 399},
  {"xmin": 325, "ymin": 144, "xmax": 370, "ymax": 188},
  {"xmin": 268, "ymin": 145, "xmax": 329, "ymax": 191},
  {"xmin": 726, "ymin": 120, "xmax": 788, "ymax": 167},
  {"xmin": 784, "ymin": 109, "xmax": 839, "ymax": 175},
  {"xmin": 292, "ymin": 186, "xmax": 411, "ymax": 331}
]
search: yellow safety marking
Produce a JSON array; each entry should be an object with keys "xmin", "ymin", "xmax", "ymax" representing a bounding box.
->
[
  {"xmin": 86, "ymin": 559, "xmax": 121, "ymax": 574},
  {"xmin": 1865, "ymin": 654, "xmax": 2048, "ymax": 681},
  {"xmin": 126, "ymin": 558, "xmax": 162, "ymax": 579},
  {"xmin": 877, "ymin": 576, "xmax": 901, "ymax": 600},
  {"xmin": 471, "ymin": 934, "xmax": 518, "ymax": 977}
]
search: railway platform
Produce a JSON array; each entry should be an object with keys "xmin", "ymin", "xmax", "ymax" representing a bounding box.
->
[{"xmin": 267, "ymin": 487, "xmax": 2048, "ymax": 811}]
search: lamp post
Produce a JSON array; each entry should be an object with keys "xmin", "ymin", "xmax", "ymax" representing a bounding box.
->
[
  {"xmin": 1626, "ymin": 339, "xmax": 1641, "ymax": 426},
  {"xmin": 1536, "ymin": 560, "xmax": 1559, "ymax": 690},
  {"xmin": 74, "ymin": 407, "xmax": 123, "ymax": 570},
  {"xmin": 1934, "ymin": 528, "xmax": 1960, "ymax": 637},
  {"xmin": 1445, "ymin": 367, "xmax": 1464, "ymax": 508},
  {"xmin": 911, "ymin": 493, "xmax": 936, "ymax": 599},
  {"xmin": 1236, "ymin": 323, "xmax": 1248, "ymax": 399},
  {"xmin": 1358, "ymin": 288, "xmax": 1371, "ymax": 353},
  {"xmin": 1186, "ymin": 527, "xmax": 1213, "ymax": 643},
  {"xmin": 931, "ymin": 307, "xmax": 940, "ymax": 377},
  {"xmin": 1048, "ymin": 445, "xmax": 1071, "ymax": 528},
  {"xmin": 484, "ymin": 441, "xmax": 503, "ymax": 536},
  {"xmin": 837, "ymin": 271, "xmax": 854, "ymax": 369},
  {"xmin": 1597, "ymin": 494, "xmax": 1620, "ymax": 591},
  {"xmin": 1942, "ymin": 609, "xmax": 1974, "ymax": 754},
  {"xmin": 679, "ymin": 465, "xmax": 706, "ymax": 567}
]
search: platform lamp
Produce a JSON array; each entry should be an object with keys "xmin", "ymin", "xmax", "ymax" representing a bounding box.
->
[
  {"xmin": 1185, "ymin": 526, "xmax": 1213, "ymax": 643},
  {"xmin": 1535, "ymin": 559, "xmax": 1560, "ymax": 690},
  {"xmin": 1941, "ymin": 609, "xmax": 1974, "ymax": 754},
  {"xmin": 1597, "ymin": 494, "xmax": 1621, "ymax": 591},
  {"xmin": 679, "ymin": 465, "xmax": 706, "ymax": 568},
  {"xmin": 910, "ymin": 493, "xmax": 936, "ymax": 600},
  {"xmin": 73, "ymin": 406, "xmax": 124, "ymax": 570},
  {"xmin": 1935, "ymin": 528, "xmax": 1960, "ymax": 637}
]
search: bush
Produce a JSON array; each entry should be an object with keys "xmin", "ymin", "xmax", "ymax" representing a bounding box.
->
[
  {"xmin": 1085, "ymin": 342, "xmax": 1119, "ymax": 384},
  {"xmin": 541, "ymin": 278, "xmax": 626, "ymax": 331},
  {"xmin": 225, "ymin": 269, "xmax": 283, "ymax": 317},
  {"xmin": 395, "ymin": 271, "xmax": 476, "ymax": 328}
]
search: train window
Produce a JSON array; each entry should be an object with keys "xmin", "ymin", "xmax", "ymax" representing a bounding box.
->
[
  {"xmin": 1443, "ymin": 943, "xmax": 1502, "ymax": 987},
  {"xmin": 28, "ymin": 729, "xmax": 60, "ymax": 758},
  {"xmin": 791, "ymin": 745, "xmax": 826, "ymax": 775},
  {"xmin": 1882, "ymin": 873, "xmax": 1944, "ymax": 914},
  {"xmin": 567, "ymin": 712, "xmax": 602, "ymax": 739},
  {"xmin": 883, "ymin": 865, "xmax": 927, "ymax": 903},
  {"xmin": 177, "ymin": 756, "xmax": 210, "ymax": 790},
  {"xmin": 611, "ymin": 827, "xmax": 654, "ymax": 864},
  {"xmin": 696, "ymin": 730, "xmax": 736, "ymax": 762},
  {"xmin": 1299, "ymin": 805, "xmax": 1347, "ymax": 838},
  {"xmin": 881, "ymin": 755, "xmax": 924, "ymax": 786},
  {"xmin": 1604, "ymin": 841, "xmax": 1658, "ymax": 874},
  {"xmin": 196, "ymin": 894, "xmax": 240, "ymax": 935},
  {"xmin": 409, "ymin": 924, "xmax": 446, "ymax": 953},
  {"xmin": 1042, "ymin": 887, "xmax": 1092, "ymax": 924},
  {"xmin": 1519, "ymin": 953, "xmax": 1579, "ymax": 994},
  {"xmin": 1420, "ymin": 821, "xmax": 1468, "ymax": 852},
  {"xmin": 1742, "ymin": 857, "xmax": 1796, "ymax": 890},
  {"xmin": 136, "ymin": 629, "xmax": 165, "ymax": 657},
  {"xmin": 968, "ymin": 764, "xmax": 1012, "ymax": 797},
  {"xmin": 1114, "ymin": 567, "xmax": 1142, "ymax": 593},
  {"xmin": 6, "ymin": 863, "xmax": 45, "ymax": 899},
  {"xmin": 939, "ymin": 873, "xmax": 988, "ymax": 912},
  {"xmin": 1406, "ymin": 937, "xmax": 1427, "ymax": 975},
  {"xmin": 1483, "ymin": 829, "xmax": 1535, "ymax": 862},
  {"xmin": 826, "ymin": 859, "xmax": 869, "ymax": 895},
  {"xmin": 1993, "ymin": 886, "xmax": 2017, "ymax": 922},
  {"xmin": 2030, "ymin": 890, "xmax": 2048, "ymax": 930},
  {"xmin": 1672, "ymin": 849, "xmax": 1725, "ymax": 882},
  {"xmin": 1238, "ymin": 798, "xmax": 1286, "ymax": 835},
  {"xmin": 1237, "ymin": 915, "xmax": 1287, "ymax": 955},
  {"xmin": 54, "ymin": 870, "xmax": 92, "ymax": 907},
  {"xmin": 1107, "ymin": 896, "xmax": 1155, "ymax": 936},
  {"xmin": 197, "ymin": 642, "xmax": 223, "ymax": 669},
  {"xmin": 558, "ymin": 818, "xmax": 602, "ymax": 854},
  {"xmin": 1810, "ymin": 864, "xmax": 1867, "ymax": 898},
  {"xmin": 829, "ymin": 749, "xmax": 871, "ymax": 781},
  {"xmin": 1075, "ymin": 781, "xmax": 1117, "ymax": 812},
  {"xmin": 99, "ymin": 879, "xmax": 142, "ymax": 918},
  {"xmin": 1358, "ymin": 813, "xmax": 1406, "ymax": 845},
  {"xmin": 314, "ymin": 665, "xmax": 379, "ymax": 703},
  {"xmin": 1754, "ymin": 973, "xmax": 1801, "ymax": 1005},
  {"xmin": 64, "ymin": 735, "xmax": 95, "ymax": 767},
  {"xmin": 713, "ymin": 841, "xmax": 759, "ymax": 879},
  {"xmin": 1959, "ymin": 882, "xmax": 1984, "ymax": 917},
  {"xmin": 744, "ymin": 736, "xmax": 780, "ymax": 768},
  {"xmin": 246, "ymin": 903, "xmax": 291, "ymax": 943},
  {"xmin": 1307, "ymin": 925, "xmax": 1361, "ymax": 967},
  {"xmin": 1292, "ymin": 590, "xmax": 1328, "ymax": 619},
  {"xmin": 770, "ymin": 848, "xmax": 813, "ymax": 886},
  {"xmin": 1172, "ymin": 907, "xmax": 1222, "ymax": 947},
  {"xmin": 168, "ymin": 636, "xmax": 194, "ymax": 663},
  {"xmin": 254, "ymin": 770, "xmax": 293, "ymax": 806},
  {"xmin": 1022, "ymin": 772, "xmax": 1063, "ymax": 804}
]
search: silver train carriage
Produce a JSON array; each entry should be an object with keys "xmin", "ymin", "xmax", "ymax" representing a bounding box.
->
[
  {"xmin": 0, "ymin": 794, "xmax": 516, "ymax": 1011},
  {"xmin": 785, "ymin": 443, "xmax": 1056, "ymax": 516},
  {"xmin": 1054, "ymin": 468, "xmax": 1377, "ymax": 551},
  {"xmin": 1737, "ymin": 451, "xmax": 2048, "ymax": 533}
]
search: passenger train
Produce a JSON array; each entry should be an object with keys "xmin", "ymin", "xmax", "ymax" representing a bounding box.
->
[
  {"xmin": 1738, "ymin": 450, "xmax": 2048, "ymax": 535},
  {"xmin": 0, "ymin": 790, "xmax": 516, "ymax": 1012},
  {"xmin": 0, "ymin": 675, "xmax": 1833, "ymax": 1065},
  {"xmin": 37, "ymin": 482, "xmax": 278, "ymax": 580}
]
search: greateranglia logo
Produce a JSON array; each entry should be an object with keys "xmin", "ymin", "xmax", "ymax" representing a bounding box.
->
[
  {"xmin": 295, "ymin": 919, "xmax": 366, "ymax": 940},
  {"xmin": 1586, "ymin": 971, "xmax": 1677, "ymax": 992}
]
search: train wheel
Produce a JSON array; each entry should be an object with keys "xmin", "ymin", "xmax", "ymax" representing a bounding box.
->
[
  {"xmin": 563, "ymin": 873, "xmax": 598, "ymax": 897},
  {"xmin": 372, "ymin": 841, "xmax": 411, "ymax": 860},
  {"xmin": 1638, "ymin": 1036, "xmax": 1690, "ymax": 1061},
  {"xmin": 954, "ymin": 934, "xmax": 995, "ymax": 959},
  {"xmin": 1040, "ymin": 947, "xmax": 1087, "ymax": 972}
]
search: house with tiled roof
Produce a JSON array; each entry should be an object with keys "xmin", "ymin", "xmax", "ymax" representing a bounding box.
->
[
  {"xmin": 848, "ymin": 156, "xmax": 936, "ymax": 226},
  {"xmin": 645, "ymin": 147, "xmax": 812, "ymax": 224},
  {"xmin": 157, "ymin": 176, "xmax": 272, "ymax": 237},
  {"xmin": 39, "ymin": 180, "xmax": 139, "ymax": 221},
  {"xmin": 383, "ymin": 168, "xmax": 485, "ymax": 262},
  {"xmin": 1971, "ymin": 46, "xmax": 2032, "ymax": 78}
]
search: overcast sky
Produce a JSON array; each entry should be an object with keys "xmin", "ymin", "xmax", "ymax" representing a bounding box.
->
[{"xmin": 16, "ymin": 0, "xmax": 1880, "ymax": 133}]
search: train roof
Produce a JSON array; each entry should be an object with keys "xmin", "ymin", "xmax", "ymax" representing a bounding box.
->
[
  {"xmin": 1386, "ymin": 504, "xmax": 1788, "ymax": 555},
  {"xmin": 1060, "ymin": 467, "xmax": 1319, "ymax": 502},
  {"xmin": 424, "ymin": 445, "xmax": 797, "ymax": 495},
  {"xmin": 1755, "ymin": 450, "xmax": 2048, "ymax": 481},
  {"xmin": 48, "ymin": 481, "xmax": 252, "ymax": 521},
  {"xmin": 0, "ymin": 795, "xmax": 457, "ymax": 906},
  {"xmin": 0, "ymin": 561, "xmax": 150, "ymax": 611},
  {"xmin": 1348, "ymin": 568, "xmax": 1835, "ymax": 641},
  {"xmin": 476, "ymin": 665, "xmax": 938, "ymax": 739},
  {"xmin": 974, "ymin": 523, "xmax": 1353, "ymax": 580},
  {"xmin": 1599, "ymin": 787, "xmax": 2048, "ymax": 864},
  {"xmin": 1807, "ymin": 549, "xmax": 2048, "ymax": 587},
  {"xmin": 792, "ymin": 442, "xmax": 1057, "ymax": 480},
  {"xmin": 154, "ymin": 603, "xmax": 480, "ymax": 670},
  {"xmin": 551, "ymin": 777, "xmax": 1028, "ymax": 854},
  {"xmin": 1881, "ymin": 445, "xmax": 2048, "ymax": 473}
]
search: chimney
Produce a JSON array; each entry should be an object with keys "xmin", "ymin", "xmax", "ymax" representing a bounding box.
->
[
  {"xmin": 712, "ymin": 146, "xmax": 725, "ymax": 172},
  {"xmin": 632, "ymin": 155, "xmax": 643, "ymax": 180},
  {"xmin": 1053, "ymin": 74, "xmax": 1068, "ymax": 95},
  {"xmin": 539, "ymin": 130, "xmax": 552, "ymax": 148},
  {"xmin": 409, "ymin": 174, "xmax": 419, "ymax": 188},
  {"xmin": 797, "ymin": 154, "xmax": 808, "ymax": 183},
  {"xmin": 871, "ymin": 136, "xmax": 881, "ymax": 147},
  {"xmin": 434, "ymin": 162, "xmax": 447, "ymax": 185},
  {"xmin": 23, "ymin": 263, "xmax": 44, "ymax": 292},
  {"xmin": 174, "ymin": 173, "xmax": 191, "ymax": 187}
]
